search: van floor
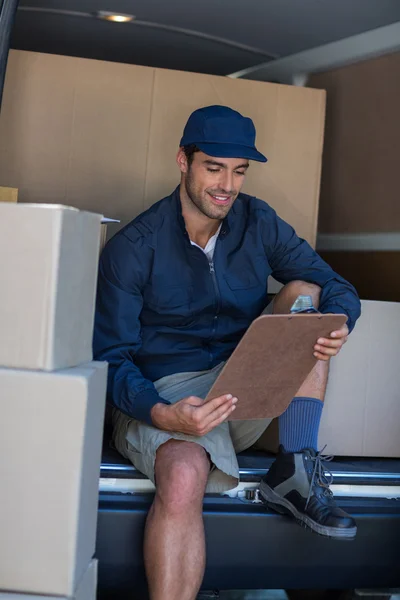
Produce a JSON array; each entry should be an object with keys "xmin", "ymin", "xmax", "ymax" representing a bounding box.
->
[
  {"xmin": 197, "ymin": 591, "xmax": 400, "ymax": 599},
  {"xmin": 98, "ymin": 433, "xmax": 400, "ymax": 599},
  {"xmin": 197, "ymin": 592, "xmax": 288, "ymax": 599}
]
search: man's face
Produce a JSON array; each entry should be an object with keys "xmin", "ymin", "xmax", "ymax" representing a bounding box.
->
[{"xmin": 178, "ymin": 149, "xmax": 249, "ymax": 220}]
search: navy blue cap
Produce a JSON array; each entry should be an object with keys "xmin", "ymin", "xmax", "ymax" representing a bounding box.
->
[{"xmin": 180, "ymin": 105, "xmax": 267, "ymax": 163}]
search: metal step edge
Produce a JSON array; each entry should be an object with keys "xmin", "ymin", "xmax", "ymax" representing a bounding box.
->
[
  {"xmin": 100, "ymin": 463, "xmax": 400, "ymax": 485},
  {"xmin": 99, "ymin": 477, "xmax": 400, "ymax": 499}
]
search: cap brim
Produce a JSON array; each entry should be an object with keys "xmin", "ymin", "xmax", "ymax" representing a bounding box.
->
[{"xmin": 194, "ymin": 142, "xmax": 267, "ymax": 163}]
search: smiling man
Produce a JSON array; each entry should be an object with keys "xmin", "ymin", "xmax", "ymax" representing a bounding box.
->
[{"xmin": 94, "ymin": 105, "xmax": 361, "ymax": 600}]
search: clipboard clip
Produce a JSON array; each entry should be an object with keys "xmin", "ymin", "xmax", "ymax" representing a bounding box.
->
[{"xmin": 290, "ymin": 294, "xmax": 320, "ymax": 314}]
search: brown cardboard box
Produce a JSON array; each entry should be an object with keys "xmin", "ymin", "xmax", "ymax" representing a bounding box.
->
[
  {"xmin": 0, "ymin": 50, "xmax": 326, "ymax": 248},
  {"xmin": 0, "ymin": 203, "xmax": 102, "ymax": 371},
  {"xmin": 0, "ymin": 560, "xmax": 97, "ymax": 600},
  {"xmin": 0, "ymin": 363, "xmax": 107, "ymax": 596},
  {"xmin": 319, "ymin": 300, "xmax": 400, "ymax": 457},
  {"xmin": 0, "ymin": 186, "xmax": 18, "ymax": 203},
  {"xmin": 257, "ymin": 300, "xmax": 400, "ymax": 458}
]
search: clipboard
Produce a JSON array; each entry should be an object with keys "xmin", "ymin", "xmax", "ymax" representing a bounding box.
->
[{"xmin": 205, "ymin": 313, "xmax": 347, "ymax": 420}]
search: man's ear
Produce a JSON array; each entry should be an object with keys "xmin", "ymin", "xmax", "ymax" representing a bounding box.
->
[{"xmin": 176, "ymin": 148, "xmax": 189, "ymax": 174}]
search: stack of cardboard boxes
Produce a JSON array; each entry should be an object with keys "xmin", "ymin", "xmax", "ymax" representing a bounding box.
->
[{"xmin": 0, "ymin": 203, "xmax": 108, "ymax": 599}]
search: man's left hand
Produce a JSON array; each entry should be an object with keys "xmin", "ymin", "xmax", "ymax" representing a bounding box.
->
[{"xmin": 313, "ymin": 323, "xmax": 349, "ymax": 361}]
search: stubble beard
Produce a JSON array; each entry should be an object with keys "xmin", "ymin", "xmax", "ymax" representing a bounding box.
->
[{"xmin": 184, "ymin": 168, "xmax": 234, "ymax": 221}]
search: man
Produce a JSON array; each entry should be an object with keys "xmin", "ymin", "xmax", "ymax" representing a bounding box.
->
[{"xmin": 94, "ymin": 105, "xmax": 361, "ymax": 600}]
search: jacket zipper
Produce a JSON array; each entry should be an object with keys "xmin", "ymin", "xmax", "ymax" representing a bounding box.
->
[{"xmin": 209, "ymin": 259, "xmax": 221, "ymax": 340}]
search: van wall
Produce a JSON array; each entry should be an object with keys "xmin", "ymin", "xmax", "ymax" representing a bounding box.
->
[{"xmin": 309, "ymin": 51, "xmax": 400, "ymax": 301}]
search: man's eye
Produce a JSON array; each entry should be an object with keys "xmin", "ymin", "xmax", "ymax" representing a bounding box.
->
[
  {"xmin": 235, "ymin": 171, "xmax": 246, "ymax": 176},
  {"xmin": 207, "ymin": 168, "xmax": 220, "ymax": 173}
]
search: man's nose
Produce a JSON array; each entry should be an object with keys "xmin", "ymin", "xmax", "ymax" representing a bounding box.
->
[{"xmin": 218, "ymin": 170, "xmax": 234, "ymax": 193}]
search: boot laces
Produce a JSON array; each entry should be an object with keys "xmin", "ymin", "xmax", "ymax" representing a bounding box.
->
[{"xmin": 305, "ymin": 447, "xmax": 334, "ymax": 509}]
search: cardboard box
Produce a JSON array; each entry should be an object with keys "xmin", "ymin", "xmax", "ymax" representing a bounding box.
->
[
  {"xmin": 0, "ymin": 186, "xmax": 18, "ymax": 203},
  {"xmin": 0, "ymin": 363, "xmax": 107, "ymax": 596},
  {"xmin": 257, "ymin": 300, "xmax": 400, "ymax": 458},
  {"xmin": 0, "ymin": 50, "xmax": 325, "ymax": 247},
  {"xmin": 319, "ymin": 300, "xmax": 400, "ymax": 457},
  {"xmin": 100, "ymin": 223, "xmax": 107, "ymax": 252},
  {"xmin": 0, "ymin": 560, "xmax": 97, "ymax": 600},
  {"xmin": 0, "ymin": 203, "xmax": 102, "ymax": 371},
  {"xmin": 100, "ymin": 217, "xmax": 120, "ymax": 253}
]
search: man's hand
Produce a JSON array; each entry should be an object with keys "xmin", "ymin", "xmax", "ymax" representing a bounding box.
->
[
  {"xmin": 150, "ymin": 393, "xmax": 237, "ymax": 436},
  {"xmin": 313, "ymin": 323, "xmax": 349, "ymax": 361}
]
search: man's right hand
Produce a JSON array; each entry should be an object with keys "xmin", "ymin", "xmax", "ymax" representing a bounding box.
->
[{"xmin": 150, "ymin": 393, "xmax": 238, "ymax": 436}]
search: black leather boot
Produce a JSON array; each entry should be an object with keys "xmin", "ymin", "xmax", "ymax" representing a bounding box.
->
[{"xmin": 259, "ymin": 446, "xmax": 357, "ymax": 540}]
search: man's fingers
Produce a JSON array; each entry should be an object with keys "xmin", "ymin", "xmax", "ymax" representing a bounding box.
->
[
  {"xmin": 314, "ymin": 342, "xmax": 344, "ymax": 356},
  {"xmin": 196, "ymin": 393, "xmax": 235, "ymax": 419},
  {"xmin": 314, "ymin": 346, "xmax": 338, "ymax": 357},
  {"xmin": 330, "ymin": 325, "xmax": 349, "ymax": 338},
  {"xmin": 315, "ymin": 325, "xmax": 349, "ymax": 354},
  {"xmin": 313, "ymin": 351, "xmax": 331, "ymax": 361},
  {"xmin": 202, "ymin": 405, "xmax": 236, "ymax": 434},
  {"xmin": 315, "ymin": 338, "xmax": 344, "ymax": 350},
  {"xmin": 202, "ymin": 397, "xmax": 238, "ymax": 429}
]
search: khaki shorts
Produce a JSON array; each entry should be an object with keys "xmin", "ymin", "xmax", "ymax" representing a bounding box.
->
[
  {"xmin": 112, "ymin": 362, "xmax": 272, "ymax": 493},
  {"xmin": 112, "ymin": 300, "xmax": 275, "ymax": 493}
]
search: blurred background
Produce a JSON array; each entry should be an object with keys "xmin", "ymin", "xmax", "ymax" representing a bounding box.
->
[{"xmin": 6, "ymin": 0, "xmax": 400, "ymax": 302}]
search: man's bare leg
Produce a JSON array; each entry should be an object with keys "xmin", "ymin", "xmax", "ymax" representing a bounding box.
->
[
  {"xmin": 259, "ymin": 281, "xmax": 357, "ymax": 539},
  {"xmin": 296, "ymin": 357, "xmax": 329, "ymax": 401},
  {"xmin": 144, "ymin": 439, "xmax": 210, "ymax": 600},
  {"xmin": 271, "ymin": 279, "xmax": 329, "ymax": 400}
]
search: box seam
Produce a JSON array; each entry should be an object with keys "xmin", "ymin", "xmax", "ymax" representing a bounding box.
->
[
  {"xmin": 310, "ymin": 89, "xmax": 326, "ymax": 249},
  {"xmin": 142, "ymin": 68, "xmax": 157, "ymax": 212}
]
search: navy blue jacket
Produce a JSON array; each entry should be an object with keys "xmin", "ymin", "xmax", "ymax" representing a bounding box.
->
[{"xmin": 93, "ymin": 187, "xmax": 361, "ymax": 424}]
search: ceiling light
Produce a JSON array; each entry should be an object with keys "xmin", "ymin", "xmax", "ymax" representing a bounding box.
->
[{"xmin": 96, "ymin": 11, "xmax": 135, "ymax": 23}]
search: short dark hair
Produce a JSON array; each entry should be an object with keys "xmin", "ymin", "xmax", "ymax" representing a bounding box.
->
[{"xmin": 183, "ymin": 144, "xmax": 200, "ymax": 167}]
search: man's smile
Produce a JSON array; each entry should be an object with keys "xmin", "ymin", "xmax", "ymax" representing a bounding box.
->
[{"xmin": 207, "ymin": 192, "xmax": 232, "ymax": 205}]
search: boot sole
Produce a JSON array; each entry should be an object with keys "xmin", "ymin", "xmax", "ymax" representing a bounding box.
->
[{"xmin": 259, "ymin": 481, "xmax": 357, "ymax": 541}]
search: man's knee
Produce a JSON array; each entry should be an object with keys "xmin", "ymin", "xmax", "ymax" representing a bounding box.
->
[
  {"xmin": 283, "ymin": 280, "xmax": 321, "ymax": 308},
  {"xmin": 155, "ymin": 440, "xmax": 209, "ymax": 514}
]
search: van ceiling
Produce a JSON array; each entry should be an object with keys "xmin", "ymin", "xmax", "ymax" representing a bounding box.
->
[{"xmin": 12, "ymin": 0, "xmax": 400, "ymax": 76}]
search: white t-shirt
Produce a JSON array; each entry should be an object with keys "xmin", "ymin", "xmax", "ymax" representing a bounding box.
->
[{"xmin": 190, "ymin": 223, "xmax": 222, "ymax": 263}]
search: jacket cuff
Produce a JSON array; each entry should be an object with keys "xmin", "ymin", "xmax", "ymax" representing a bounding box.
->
[
  {"xmin": 132, "ymin": 388, "xmax": 171, "ymax": 425},
  {"xmin": 320, "ymin": 305, "xmax": 354, "ymax": 333}
]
